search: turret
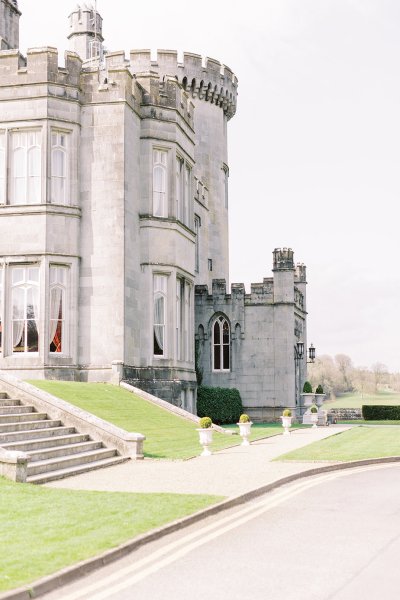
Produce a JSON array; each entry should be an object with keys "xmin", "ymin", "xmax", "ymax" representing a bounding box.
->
[
  {"xmin": 68, "ymin": 3, "xmax": 104, "ymax": 61},
  {"xmin": 0, "ymin": 0, "xmax": 21, "ymax": 50}
]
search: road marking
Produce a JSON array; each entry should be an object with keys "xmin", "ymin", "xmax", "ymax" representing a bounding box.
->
[{"xmin": 54, "ymin": 463, "xmax": 399, "ymax": 599}]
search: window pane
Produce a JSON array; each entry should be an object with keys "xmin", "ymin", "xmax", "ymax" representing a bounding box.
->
[
  {"xmin": 0, "ymin": 134, "xmax": 5, "ymax": 205},
  {"xmin": 223, "ymin": 344, "xmax": 230, "ymax": 370},
  {"xmin": 0, "ymin": 269, "xmax": 2, "ymax": 351},
  {"xmin": 49, "ymin": 266, "xmax": 67, "ymax": 353},
  {"xmin": 214, "ymin": 320, "xmax": 220, "ymax": 344},
  {"xmin": 214, "ymin": 344, "xmax": 221, "ymax": 370}
]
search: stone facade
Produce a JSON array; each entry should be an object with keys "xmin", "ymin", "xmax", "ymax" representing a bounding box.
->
[{"xmin": 0, "ymin": 3, "xmax": 309, "ymax": 418}]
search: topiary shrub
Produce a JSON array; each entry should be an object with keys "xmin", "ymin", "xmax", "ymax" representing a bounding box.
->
[
  {"xmin": 199, "ymin": 416, "xmax": 212, "ymax": 429},
  {"xmin": 316, "ymin": 384, "xmax": 324, "ymax": 394},
  {"xmin": 310, "ymin": 404, "xmax": 318, "ymax": 413},
  {"xmin": 239, "ymin": 413, "xmax": 251, "ymax": 423},
  {"xmin": 362, "ymin": 405, "xmax": 400, "ymax": 420},
  {"xmin": 197, "ymin": 387, "xmax": 243, "ymax": 425},
  {"xmin": 302, "ymin": 381, "xmax": 313, "ymax": 393},
  {"xmin": 282, "ymin": 408, "xmax": 292, "ymax": 417}
]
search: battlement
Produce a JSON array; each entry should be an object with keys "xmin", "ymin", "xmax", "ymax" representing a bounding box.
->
[
  {"xmin": 295, "ymin": 263, "xmax": 307, "ymax": 283},
  {"xmin": 0, "ymin": 0, "xmax": 21, "ymax": 50},
  {"xmin": 0, "ymin": 47, "xmax": 82, "ymax": 88},
  {"xmin": 273, "ymin": 247, "xmax": 295, "ymax": 271},
  {"xmin": 196, "ymin": 277, "xmax": 275, "ymax": 307},
  {"xmin": 129, "ymin": 50, "xmax": 238, "ymax": 119}
]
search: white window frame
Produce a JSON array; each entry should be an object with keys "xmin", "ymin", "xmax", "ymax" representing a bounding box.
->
[
  {"xmin": 11, "ymin": 265, "xmax": 40, "ymax": 355},
  {"xmin": 0, "ymin": 131, "xmax": 6, "ymax": 205},
  {"xmin": 0, "ymin": 267, "xmax": 3, "ymax": 353},
  {"xmin": 50, "ymin": 130, "xmax": 69, "ymax": 205},
  {"xmin": 10, "ymin": 129, "xmax": 42, "ymax": 205},
  {"xmin": 212, "ymin": 315, "xmax": 230, "ymax": 372},
  {"xmin": 153, "ymin": 149, "xmax": 168, "ymax": 217},
  {"xmin": 153, "ymin": 274, "xmax": 168, "ymax": 357},
  {"xmin": 49, "ymin": 265, "xmax": 69, "ymax": 355}
]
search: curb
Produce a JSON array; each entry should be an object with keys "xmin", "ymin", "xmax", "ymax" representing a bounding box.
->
[{"xmin": 2, "ymin": 455, "xmax": 400, "ymax": 600}]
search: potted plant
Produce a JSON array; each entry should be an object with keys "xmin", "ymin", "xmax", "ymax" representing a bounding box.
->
[
  {"xmin": 280, "ymin": 408, "xmax": 292, "ymax": 435},
  {"xmin": 197, "ymin": 416, "xmax": 213, "ymax": 456},
  {"xmin": 315, "ymin": 384, "xmax": 325, "ymax": 407},
  {"xmin": 310, "ymin": 404, "xmax": 319, "ymax": 428},
  {"xmin": 237, "ymin": 413, "xmax": 253, "ymax": 446},
  {"xmin": 301, "ymin": 381, "xmax": 315, "ymax": 407}
]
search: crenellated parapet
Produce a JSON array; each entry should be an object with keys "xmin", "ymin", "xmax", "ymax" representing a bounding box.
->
[
  {"xmin": 129, "ymin": 50, "xmax": 238, "ymax": 120},
  {"xmin": 0, "ymin": 47, "xmax": 82, "ymax": 89},
  {"xmin": 273, "ymin": 247, "xmax": 295, "ymax": 271}
]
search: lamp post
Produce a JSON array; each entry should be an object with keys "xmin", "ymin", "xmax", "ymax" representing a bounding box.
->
[{"xmin": 294, "ymin": 340, "xmax": 316, "ymax": 411}]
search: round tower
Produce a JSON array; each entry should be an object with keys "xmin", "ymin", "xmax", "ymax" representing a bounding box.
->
[
  {"xmin": 68, "ymin": 3, "xmax": 104, "ymax": 61},
  {"xmin": 129, "ymin": 50, "xmax": 238, "ymax": 285}
]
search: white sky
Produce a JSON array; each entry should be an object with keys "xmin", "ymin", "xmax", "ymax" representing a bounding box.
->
[{"xmin": 17, "ymin": 0, "xmax": 400, "ymax": 372}]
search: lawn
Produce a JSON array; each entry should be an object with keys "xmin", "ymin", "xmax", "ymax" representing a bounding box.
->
[
  {"xmin": 27, "ymin": 381, "xmax": 292, "ymax": 459},
  {"xmin": 275, "ymin": 427, "xmax": 400, "ymax": 462},
  {"xmin": 0, "ymin": 477, "xmax": 222, "ymax": 593},
  {"xmin": 326, "ymin": 391, "xmax": 400, "ymax": 409}
]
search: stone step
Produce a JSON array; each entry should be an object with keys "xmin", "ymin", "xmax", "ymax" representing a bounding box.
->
[
  {"xmin": 2, "ymin": 432, "xmax": 89, "ymax": 452},
  {"xmin": 0, "ymin": 425, "xmax": 75, "ymax": 443},
  {"xmin": 0, "ymin": 412, "xmax": 47, "ymax": 424},
  {"xmin": 0, "ymin": 398, "xmax": 21, "ymax": 407},
  {"xmin": 27, "ymin": 455, "xmax": 129, "ymax": 485},
  {"xmin": 27, "ymin": 448, "xmax": 119, "ymax": 476},
  {"xmin": 0, "ymin": 419, "xmax": 62, "ymax": 434},
  {"xmin": 27, "ymin": 441, "xmax": 104, "ymax": 462},
  {"xmin": 0, "ymin": 405, "xmax": 35, "ymax": 415}
]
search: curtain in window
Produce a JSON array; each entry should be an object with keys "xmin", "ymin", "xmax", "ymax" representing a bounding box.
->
[
  {"xmin": 51, "ymin": 133, "xmax": 67, "ymax": 204},
  {"xmin": 11, "ymin": 130, "xmax": 41, "ymax": 205},
  {"xmin": 0, "ymin": 133, "xmax": 5, "ymax": 204},
  {"xmin": 153, "ymin": 165, "xmax": 166, "ymax": 217},
  {"xmin": 154, "ymin": 295, "xmax": 164, "ymax": 352},
  {"xmin": 0, "ymin": 269, "xmax": 2, "ymax": 350},
  {"xmin": 49, "ymin": 287, "xmax": 62, "ymax": 346},
  {"xmin": 28, "ymin": 146, "xmax": 41, "ymax": 204},
  {"xmin": 12, "ymin": 286, "xmax": 25, "ymax": 349}
]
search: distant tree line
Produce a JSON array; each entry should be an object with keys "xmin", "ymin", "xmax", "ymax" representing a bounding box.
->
[{"xmin": 308, "ymin": 354, "xmax": 399, "ymax": 397}]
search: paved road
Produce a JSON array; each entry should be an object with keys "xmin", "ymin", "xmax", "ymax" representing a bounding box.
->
[{"xmin": 45, "ymin": 463, "xmax": 400, "ymax": 600}]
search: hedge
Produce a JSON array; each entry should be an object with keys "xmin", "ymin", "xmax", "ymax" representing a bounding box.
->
[
  {"xmin": 362, "ymin": 405, "xmax": 400, "ymax": 420},
  {"xmin": 197, "ymin": 386, "xmax": 243, "ymax": 424}
]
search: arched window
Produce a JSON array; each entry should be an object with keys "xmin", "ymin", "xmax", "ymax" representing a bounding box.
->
[
  {"xmin": 153, "ymin": 149, "xmax": 168, "ymax": 217},
  {"xmin": 212, "ymin": 315, "xmax": 230, "ymax": 371}
]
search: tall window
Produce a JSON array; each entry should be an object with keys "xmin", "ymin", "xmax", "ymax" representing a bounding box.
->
[
  {"xmin": 213, "ymin": 315, "xmax": 230, "ymax": 371},
  {"xmin": 153, "ymin": 149, "xmax": 168, "ymax": 217},
  {"xmin": 176, "ymin": 157, "xmax": 183, "ymax": 222},
  {"xmin": 194, "ymin": 215, "xmax": 200, "ymax": 273},
  {"xmin": 176, "ymin": 278, "xmax": 192, "ymax": 361},
  {"xmin": 11, "ymin": 266, "xmax": 40, "ymax": 353},
  {"xmin": 51, "ymin": 131, "xmax": 68, "ymax": 205},
  {"xmin": 11, "ymin": 130, "xmax": 41, "ymax": 205},
  {"xmin": 49, "ymin": 266, "xmax": 67, "ymax": 353},
  {"xmin": 183, "ymin": 164, "xmax": 191, "ymax": 225},
  {"xmin": 0, "ymin": 268, "xmax": 3, "ymax": 352},
  {"xmin": 153, "ymin": 274, "xmax": 168, "ymax": 356},
  {"xmin": 0, "ymin": 132, "xmax": 5, "ymax": 205}
]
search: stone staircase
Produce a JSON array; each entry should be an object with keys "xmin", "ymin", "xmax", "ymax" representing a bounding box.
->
[{"xmin": 0, "ymin": 391, "xmax": 128, "ymax": 484}]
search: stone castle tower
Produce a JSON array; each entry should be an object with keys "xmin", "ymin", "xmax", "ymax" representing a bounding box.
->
[
  {"xmin": 0, "ymin": 0, "xmax": 20, "ymax": 50},
  {"xmin": 0, "ymin": 3, "xmax": 308, "ymax": 420}
]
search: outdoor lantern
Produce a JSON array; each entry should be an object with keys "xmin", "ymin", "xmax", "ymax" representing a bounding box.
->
[
  {"xmin": 296, "ymin": 340, "xmax": 304, "ymax": 359},
  {"xmin": 308, "ymin": 344, "xmax": 316, "ymax": 363}
]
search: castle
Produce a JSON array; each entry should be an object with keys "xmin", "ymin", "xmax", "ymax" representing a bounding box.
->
[{"xmin": 0, "ymin": 1, "xmax": 308, "ymax": 420}]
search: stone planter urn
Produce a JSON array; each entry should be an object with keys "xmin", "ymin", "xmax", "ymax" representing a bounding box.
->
[
  {"xmin": 197, "ymin": 417, "xmax": 214, "ymax": 456},
  {"xmin": 315, "ymin": 394, "xmax": 325, "ymax": 408},
  {"xmin": 237, "ymin": 421, "xmax": 253, "ymax": 446},
  {"xmin": 280, "ymin": 415, "xmax": 292, "ymax": 436},
  {"xmin": 301, "ymin": 393, "xmax": 315, "ymax": 408}
]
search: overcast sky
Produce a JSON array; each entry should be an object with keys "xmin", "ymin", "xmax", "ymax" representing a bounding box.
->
[{"xmin": 17, "ymin": 0, "xmax": 400, "ymax": 372}]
